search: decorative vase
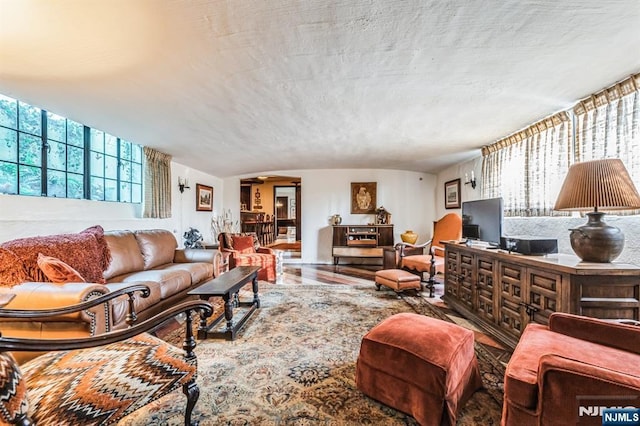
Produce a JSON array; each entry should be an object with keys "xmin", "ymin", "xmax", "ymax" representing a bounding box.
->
[
  {"xmin": 401, "ymin": 230, "xmax": 418, "ymax": 244},
  {"xmin": 330, "ymin": 214, "xmax": 342, "ymax": 226}
]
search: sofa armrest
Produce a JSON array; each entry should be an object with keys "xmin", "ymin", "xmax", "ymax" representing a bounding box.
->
[
  {"xmin": 548, "ymin": 312, "xmax": 640, "ymax": 354},
  {"xmin": 174, "ymin": 248, "xmax": 215, "ymax": 264},
  {"xmin": 257, "ymin": 247, "xmax": 274, "ymax": 255}
]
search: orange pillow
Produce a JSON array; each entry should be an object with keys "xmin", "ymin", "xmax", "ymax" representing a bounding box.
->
[
  {"xmin": 232, "ymin": 236, "xmax": 256, "ymax": 254},
  {"xmin": 37, "ymin": 253, "xmax": 86, "ymax": 284}
]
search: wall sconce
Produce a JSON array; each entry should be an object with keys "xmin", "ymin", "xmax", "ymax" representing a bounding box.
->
[
  {"xmin": 178, "ymin": 177, "xmax": 190, "ymax": 193},
  {"xmin": 464, "ymin": 171, "xmax": 477, "ymax": 189}
]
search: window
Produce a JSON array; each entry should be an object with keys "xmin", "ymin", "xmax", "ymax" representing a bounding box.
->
[
  {"xmin": 482, "ymin": 74, "xmax": 639, "ymax": 217},
  {"xmin": 0, "ymin": 94, "xmax": 142, "ymax": 203}
]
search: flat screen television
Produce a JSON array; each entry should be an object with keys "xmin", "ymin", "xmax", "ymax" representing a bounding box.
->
[{"xmin": 461, "ymin": 197, "xmax": 503, "ymax": 246}]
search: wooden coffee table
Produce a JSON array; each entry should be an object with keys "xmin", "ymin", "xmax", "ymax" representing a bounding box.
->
[{"xmin": 188, "ymin": 266, "xmax": 260, "ymax": 340}]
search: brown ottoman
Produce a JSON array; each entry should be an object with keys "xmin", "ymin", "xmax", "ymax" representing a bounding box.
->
[
  {"xmin": 356, "ymin": 313, "xmax": 483, "ymax": 425},
  {"xmin": 375, "ymin": 269, "xmax": 421, "ymax": 294}
]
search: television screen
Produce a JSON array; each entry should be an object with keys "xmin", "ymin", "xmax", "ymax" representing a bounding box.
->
[{"xmin": 461, "ymin": 197, "xmax": 503, "ymax": 246}]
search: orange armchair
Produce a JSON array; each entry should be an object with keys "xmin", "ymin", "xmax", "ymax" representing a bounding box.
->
[
  {"xmin": 502, "ymin": 313, "xmax": 640, "ymax": 426},
  {"xmin": 218, "ymin": 232, "xmax": 276, "ymax": 282},
  {"xmin": 395, "ymin": 213, "xmax": 462, "ymax": 296}
]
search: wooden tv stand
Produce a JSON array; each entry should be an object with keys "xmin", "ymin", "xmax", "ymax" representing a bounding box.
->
[{"xmin": 443, "ymin": 242, "xmax": 640, "ymax": 349}]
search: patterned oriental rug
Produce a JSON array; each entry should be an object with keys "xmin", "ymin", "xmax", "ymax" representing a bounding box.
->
[{"xmin": 119, "ymin": 274, "xmax": 506, "ymax": 425}]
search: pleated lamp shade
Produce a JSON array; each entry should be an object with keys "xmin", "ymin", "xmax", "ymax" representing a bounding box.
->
[
  {"xmin": 554, "ymin": 159, "xmax": 640, "ymax": 211},
  {"xmin": 554, "ymin": 158, "xmax": 640, "ymax": 262}
]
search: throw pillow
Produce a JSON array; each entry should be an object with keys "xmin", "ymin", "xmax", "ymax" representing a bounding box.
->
[
  {"xmin": 0, "ymin": 248, "xmax": 29, "ymax": 288},
  {"xmin": 0, "ymin": 352, "xmax": 29, "ymax": 424},
  {"xmin": 232, "ymin": 236, "xmax": 256, "ymax": 254},
  {"xmin": 37, "ymin": 253, "xmax": 86, "ymax": 284}
]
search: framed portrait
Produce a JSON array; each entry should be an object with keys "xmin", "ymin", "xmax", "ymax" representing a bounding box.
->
[
  {"xmin": 351, "ymin": 182, "xmax": 377, "ymax": 214},
  {"xmin": 196, "ymin": 184, "xmax": 213, "ymax": 211},
  {"xmin": 444, "ymin": 179, "xmax": 461, "ymax": 209}
]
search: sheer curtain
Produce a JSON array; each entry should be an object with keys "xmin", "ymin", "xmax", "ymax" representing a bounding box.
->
[
  {"xmin": 482, "ymin": 112, "xmax": 572, "ymax": 216},
  {"xmin": 143, "ymin": 147, "xmax": 172, "ymax": 218},
  {"xmin": 574, "ymin": 74, "xmax": 640, "ymax": 203}
]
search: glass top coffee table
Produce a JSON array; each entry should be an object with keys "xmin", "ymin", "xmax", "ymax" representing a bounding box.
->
[{"xmin": 188, "ymin": 266, "xmax": 260, "ymax": 340}]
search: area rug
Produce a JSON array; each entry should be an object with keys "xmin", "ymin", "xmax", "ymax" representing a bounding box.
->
[{"xmin": 119, "ymin": 280, "xmax": 503, "ymax": 425}]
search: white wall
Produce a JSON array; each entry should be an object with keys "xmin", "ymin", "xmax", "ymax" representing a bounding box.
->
[
  {"xmin": 436, "ymin": 155, "xmax": 640, "ymax": 265},
  {"xmin": 227, "ymin": 169, "xmax": 438, "ymax": 264},
  {"xmin": 0, "ymin": 161, "xmax": 222, "ymax": 247}
]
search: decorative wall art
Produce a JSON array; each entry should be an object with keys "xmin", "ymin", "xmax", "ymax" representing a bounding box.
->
[
  {"xmin": 351, "ymin": 182, "xmax": 377, "ymax": 214},
  {"xmin": 196, "ymin": 183, "xmax": 213, "ymax": 211},
  {"xmin": 444, "ymin": 179, "xmax": 461, "ymax": 209}
]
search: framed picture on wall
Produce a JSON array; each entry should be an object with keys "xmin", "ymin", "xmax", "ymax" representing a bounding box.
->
[
  {"xmin": 444, "ymin": 179, "xmax": 461, "ymax": 209},
  {"xmin": 196, "ymin": 184, "xmax": 213, "ymax": 211},
  {"xmin": 351, "ymin": 182, "xmax": 377, "ymax": 214}
]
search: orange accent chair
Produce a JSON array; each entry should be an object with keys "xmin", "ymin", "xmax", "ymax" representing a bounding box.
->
[
  {"xmin": 395, "ymin": 213, "xmax": 462, "ymax": 296},
  {"xmin": 218, "ymin": 232, "xmax": 276, "ymax": 282},
  {"xmin": 502, "ymin": 313, "xmax": 640, "ymax": 425}
]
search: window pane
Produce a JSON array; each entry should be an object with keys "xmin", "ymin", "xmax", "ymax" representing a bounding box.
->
[
  {"xmin": 47, "ymin": 169, "xmax": 66, "ymax": 197},
  {"xmin": 18, "ymin": 134, "xmax": 42, "ymax": 167},
  {"xmin": 47, "ymin": 139, "xmax": 66, "ymax": 171},
  {"xmin": 120, "ymin": 161, "xmax": 132, "ymax": 181},
  {"xmin": 68, "ymin": 146, "xmax": 84, "ymax": 174},
  {"xmin": 0, "ymin": 161, "xmax": 17, "ymax": 194},
  {"xmin": 18, "ymin": 102, "xmax": 41, "ymax": 136},
  {"xmin": 46, "ymin": 112, "xmax": 65, "ymax": 142},
  {"xmin": 105, "ymin": 178, "xmax": 117, "ymax": 201},
  {"xmin": 90, "ymin": 176, "xmax": 104, "ymax": 200},
  {"xmin": 67, "ymin": 120, "xmax": 83, "ymax": 147},
  {"xmin": 132, "ymin": 183, "xmax": 142, "ymax": 203},
  {"xmin": 132, "ymin": 144, "xmax": 142, "ymax": 163},
  {"xmin": 90, "ymin": 151, "xmax": 104, "ymax": 177},
  {"xmin": 19, "ymin": 164, "xmax": 41, "ymax": 196},
  {"xmin": 0, "ymin": 128, "xmax": 17, "ymax": 162},
  {"xmin": 90, "ymin": 129, "xmax": 104, "ymax": 152},
  {"xmin": 67, "ymin": 172, "xmax": 83, "ymax": 199},
  {"xmin": 105, "ymin": 155, "xmax": 118, "ymax": 179},
  {"xmin": 105, "ymin": 134, "xmax": 118, "ymax": 156},
  {"xmin": 132, "ymin": 162, "xmax": 142, "ymax": 182},
  {"xmin": 120, "ymin": 181, "xmax": 131, "ymax": 202},
  {"xmin": 120, "ymin": 140, "xmax": 131, "ymax": 161},
  {"xmin": 0, "ymin": 95, "xmax": 17, "ymax": 129}
]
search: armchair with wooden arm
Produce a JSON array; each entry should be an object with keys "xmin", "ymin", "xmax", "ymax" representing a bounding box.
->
[
  {"xmin": 0, "ymin": 285, "xmax": 212, "ymax": 426},
  {"xmin": 394, "ymin": 213, "xmax": 462, "ymax": 297}
]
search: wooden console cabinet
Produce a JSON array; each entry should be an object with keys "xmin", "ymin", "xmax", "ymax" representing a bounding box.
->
[
  {"xmin": 443, "ymin": 242, "xmax": 640, "ymax": 348},
  {"xmin": 332, "ymin": 225, "xmax": 394, "ymax": 265}
]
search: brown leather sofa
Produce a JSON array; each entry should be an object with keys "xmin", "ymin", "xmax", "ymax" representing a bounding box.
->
[{"xmin": 0, "ymin": 228, "xmax": 214, "ymax": 351}]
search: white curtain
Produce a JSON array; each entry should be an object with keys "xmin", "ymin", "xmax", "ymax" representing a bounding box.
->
[{"xmin": 482, "ymin": 113, "xmax": 572, "ymax": 216}]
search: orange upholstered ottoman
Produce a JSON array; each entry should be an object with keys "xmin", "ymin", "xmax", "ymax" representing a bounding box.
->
[
  {"xmin": 356, "ymin": 313, "xmax": 483, "ymax": 426},
  {"xmin": 374, "ymin": 269, "xmax": 421, "ymax": 294}
]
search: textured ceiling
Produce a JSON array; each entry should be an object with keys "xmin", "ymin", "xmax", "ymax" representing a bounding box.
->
[{"xmin": 1, "ymin": 0, "xmax": 639, "ymax": 177}]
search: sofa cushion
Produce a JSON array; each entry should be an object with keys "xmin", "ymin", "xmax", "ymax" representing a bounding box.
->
[
  {"xmin": 157, "ymin": 263, "xmax": 213, "ymax": 284},
  {"xmin": 134, "ymin": 230, "xmax": 177, "ymax": 270},
  {"xmin": 103, "ymin": 231, "xmax": 145, "ymax": 280},
  {"xmin": 106, "ymin": 281, "xmax": 163, "ymax": 327},
  {"xmin": 1, "ymin": 226, "xmax": 110, "ymax": 284},
  {"xmin": 106, "ymin": 269, "xmax": 192, "ymax": 300},
  {"xmin": 0, "ymin": 247, "xmax": 29, "ymax": 287},
  {"xmin": 37, "ymin": 254, "xmax": 86, "ymax": 284}
]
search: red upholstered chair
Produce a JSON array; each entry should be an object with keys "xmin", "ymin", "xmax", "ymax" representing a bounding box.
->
[
  {"xmin": 502, "ymin": 313, "xmax": 640, "ymax": 426},
  {"xmin": 218, "ymin": 232, "xmax": 276, "ymax": 282},
  {"xmin": 395, "ymin": 213, "xmax": 462, "ymax": 296}
]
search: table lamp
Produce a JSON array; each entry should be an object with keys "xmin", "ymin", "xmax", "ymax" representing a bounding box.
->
[{"xmin": 553, "ymin": 158, "xmax": 640, "ymax": 262}]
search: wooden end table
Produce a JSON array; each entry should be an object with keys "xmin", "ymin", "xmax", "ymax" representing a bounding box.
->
[{"xmin": 188, "ymin": 266, "xmax": 260, "ymax": 340}]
